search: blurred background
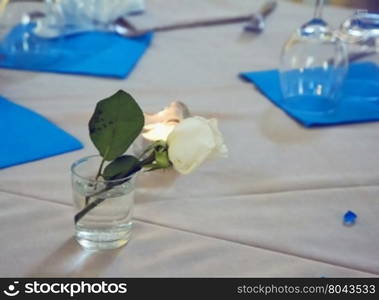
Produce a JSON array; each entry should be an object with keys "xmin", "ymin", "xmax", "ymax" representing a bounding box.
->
[
  {"xmin": 293, "ymin": 0, "xmax": 379, "ymax": 10},
  {"xmin": 6, "ymin": 0, "xmax": 379, "ymax": 10}
]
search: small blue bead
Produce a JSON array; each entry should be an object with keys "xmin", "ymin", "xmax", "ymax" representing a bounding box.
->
[{"xmin": 343, "ymin": 210, "xmax": 357, "ymax": 226}]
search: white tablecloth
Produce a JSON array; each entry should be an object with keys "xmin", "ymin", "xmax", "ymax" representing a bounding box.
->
[{"xmin": 1, "ymin": 0, "xmax": 378, "ymax": 277}]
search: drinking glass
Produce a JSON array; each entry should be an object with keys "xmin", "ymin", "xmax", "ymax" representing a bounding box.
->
[
  {"xmin": 41, "ymin": 0, "xmax": 145, "ymax": 37},
  {"xmin": 338, "ymin": 11, "xmax": 379, "ymax": 102},
  {"xmin": 279, "ymin": 0, "xmax": 348, "ymax": 114},
  {"xmin": 71, "ymin": 155, "xmax": 136, "ymax": 250},
  {"xmin": 0, "ymin": 1, "xmax": 62, "ymax": 67}
]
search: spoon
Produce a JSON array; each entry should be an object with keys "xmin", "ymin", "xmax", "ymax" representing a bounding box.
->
[{"xmin": 244, "ymin": 1, "xmax": 277, "ymax": 33}]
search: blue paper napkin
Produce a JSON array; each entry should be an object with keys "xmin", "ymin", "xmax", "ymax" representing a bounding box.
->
[
  {"xmin": 0, "ymin": 96, "xmax": 83, "ymax": 169},
  {"xmin": 0, "ymin": 24, "xmax": 152, "ymax": 79},
  {"xmin": 240, "ymin": 63, "xmax": 379, "ymax": 127}
]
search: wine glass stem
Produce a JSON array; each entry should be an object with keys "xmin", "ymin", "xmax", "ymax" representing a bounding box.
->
[{"xmin": 314, "ymin": 0, "xmax": 324, "ymax": 19}]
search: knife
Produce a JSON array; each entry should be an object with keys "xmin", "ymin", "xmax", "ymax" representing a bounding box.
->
[{"xmin": 118, "ymin": 1, "xmax": 277, "ymax": 37}]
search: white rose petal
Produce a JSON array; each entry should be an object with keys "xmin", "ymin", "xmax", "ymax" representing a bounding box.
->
[
  {"xmin": 167, "ymin": 116, "xmax": 228, "ymax": 174},
  {"xmin": 208, "ymin": 118, "xmax": 228, "ymax": 158}
]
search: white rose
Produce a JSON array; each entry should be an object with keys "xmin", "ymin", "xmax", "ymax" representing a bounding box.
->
[{"xmin": 167, "ymin": 116, "xmax": 228, "ymax": 174}]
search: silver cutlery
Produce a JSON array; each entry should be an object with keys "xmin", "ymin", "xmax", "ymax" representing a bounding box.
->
[
  {"xmin": 27, "ymin": 1, "xmax": 277, "ymax": 38},
  {"xmin": 116, "ymin": 1, "xmax": 277, "ymax": 37},
  {"xmin": 243, "ymin": 1, "xmax": 277, "ymax": 33}
]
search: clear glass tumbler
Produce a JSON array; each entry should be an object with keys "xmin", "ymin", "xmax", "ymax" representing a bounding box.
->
[{"xmin": 71, "ymin": 155, "xmax": 136, "ymax": 250}]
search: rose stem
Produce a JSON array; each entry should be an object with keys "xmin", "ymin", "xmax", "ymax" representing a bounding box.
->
[{"xmin": 75, "ymin": 166, "xmax": 144, "ymax": 224}]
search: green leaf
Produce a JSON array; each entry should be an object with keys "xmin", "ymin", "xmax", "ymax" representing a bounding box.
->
[
  {"xmin": 103, "ymin": 155, "xmax": 141, "ymax": 180},
  {"xmin": 89, "ymin": 90, "xmax": 144, "ymax": 161}
]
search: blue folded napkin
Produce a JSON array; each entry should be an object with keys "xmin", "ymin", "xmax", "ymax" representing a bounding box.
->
[
  {"xmin": 240, "ymin": 63, "xmax": 379, "ymax": 127},
  {"xmin": 0, "ymin": 96, "xmax": 83, "ymax": 169},
  {"xmin": 0, "ymin": 24, "xmax": 152, "ymax": 79}
]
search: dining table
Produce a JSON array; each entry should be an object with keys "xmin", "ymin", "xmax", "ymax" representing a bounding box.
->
[{"xmin": 1, "ymin": 0, "xmax": 378, "ymax": 277}]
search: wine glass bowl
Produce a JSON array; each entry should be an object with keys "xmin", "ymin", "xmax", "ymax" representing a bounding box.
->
[
  {"xmin": 279, "ymin": 0, "xmax": 348, "ymax": 114},
  {"xmin": 0, "ymin": 1, "xmax": 63, "ymax": 67},
  {"xmin": 338, "ymin": 11, "xmax": 379, "ymax": 44},
  {"xmin": 280, "ymin": 24, "xmax": 347, "ymax": 114},
  {"xmin": 337, "ymin": 11, "xmax": 379, "ymax": 103}
]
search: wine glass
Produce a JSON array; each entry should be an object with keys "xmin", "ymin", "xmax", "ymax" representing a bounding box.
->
[
  {"xmin": 36, "ymin": 0, "xmax": 145, "ymax": 38},
  {"xmin": 337, "ymin": 11, "xmax": 379, "ymax": 102},
  {"xmin": 279, "ymin": 0, "xmax": 348, "ymax": 114},
  {"xmin": 0, "ymin": 1, "xmax": 63, "ymax": 68}
]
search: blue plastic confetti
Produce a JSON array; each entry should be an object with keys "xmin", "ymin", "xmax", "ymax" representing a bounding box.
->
[{"xmin": 343, "ymin": 211, "xmax": 357, "ymax": 226}]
